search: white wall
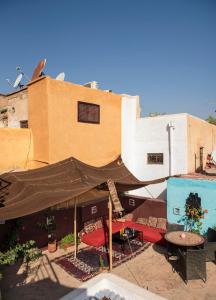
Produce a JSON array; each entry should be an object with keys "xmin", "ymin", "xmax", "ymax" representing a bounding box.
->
[
  {"xmin": 7, "ymin": 90, "xmax": 28, "ymax": 128},
  {"xmin": 122, "ymin": 96, "xmax": 188, "ymax": 199},
  {"xmin": 121, "ymin": 94, "xmax": 140, "ymax": 174},
  {"xmin": 0, "ymin": 90, "xmax": 28, "ymax": 128}
]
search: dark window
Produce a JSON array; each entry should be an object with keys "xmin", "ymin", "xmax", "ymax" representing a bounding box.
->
[
  {"xmin": 147, "ymin": 153, "xmax": 163, "ymax": 164},
  {"xmin": 78, "ymin": 101, "xmax": 100, "ymax": 124},
  {"xmin": 20, "ymin": 120, "xmax": 28, "ymax": 128},
  {"xmin": 129, "ymin": 198, "xmax": 136, "ymax": 206}
]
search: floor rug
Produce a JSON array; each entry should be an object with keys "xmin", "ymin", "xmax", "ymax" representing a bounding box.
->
[{"xmin": 54, "ymin": 239, "xmax": 150, "ymax": 282}]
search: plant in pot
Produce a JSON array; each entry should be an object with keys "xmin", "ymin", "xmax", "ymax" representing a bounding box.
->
[
  {"xmin": 37, "ymin": 213, "xmax": 57, "ymax": 253},
  {"xmin": 60, "ymin": 233, "xmax": 80, "ymax": 250},
  {"xmin": 47, "ymin": 215, "xmax": 57, "ymax": 253}
]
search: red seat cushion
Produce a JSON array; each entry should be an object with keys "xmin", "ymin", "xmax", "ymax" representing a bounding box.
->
[
  {"xmin": 81, "ymin": 228, "xmax": 105, "ymax": 247},
  {"xmin": 122, "ymin": 220, "xmax": 166, "ymax": 245},
  {"xmin": 81, "ymin": 221, "xmax": 126, "ymax": 247},
  {"xmin": 81, "ymin": 220, "xmax": 166, "ymax": 247}
]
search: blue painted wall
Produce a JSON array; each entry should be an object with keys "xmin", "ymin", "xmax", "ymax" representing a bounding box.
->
[{"xmin": 167, "ymin": 178, "xmax": 216, "ymax": 234}]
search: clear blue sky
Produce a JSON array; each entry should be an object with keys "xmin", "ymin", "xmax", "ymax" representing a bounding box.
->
[{"xmin": 0, "ymin": 0, "xmax": 215, "ymax": 119}]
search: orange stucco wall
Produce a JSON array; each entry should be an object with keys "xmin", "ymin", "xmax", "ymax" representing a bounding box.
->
[
  {"xmin": 0, "ymin": 128, "xmax": 33, "ymax": 172},
  {"xmin": 187, "ymin": 115, "xmax": 216, "ymax": 172},
  {"xmin": 28, "ymin": 77, "xmax": 122, "ymax": 166},
  {"xmin": 28, "ymin": 77, "xmax": 49, "ymax": 163}
]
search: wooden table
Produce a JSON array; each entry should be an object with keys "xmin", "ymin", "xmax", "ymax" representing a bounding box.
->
[{"xmin": 164, "ymin": 231, "xmax": 205, "ymax": 248}]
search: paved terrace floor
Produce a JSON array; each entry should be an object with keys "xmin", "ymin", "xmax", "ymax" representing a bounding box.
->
[{"xmin": 1, "ymin": 243, "xmax": 216, "ymax": 300}]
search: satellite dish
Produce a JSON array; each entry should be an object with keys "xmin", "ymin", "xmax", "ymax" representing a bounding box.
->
[
  {"xmin": 31, "ymin": 58, "xmax": 46, "ymax": 81},
  {"xmin": 6, "ymin": 79, "xmax": 13, "ymax": 87},
  {"xmin": 13, "ymin": 74, "xmax": 23, "ymax": 88},
  {"xmin": 16, "ymin": 66, "xmax": 30, "ymax": 81},
  {"xmin": 55, "ymin": 72, "xmax": 65, "ymax": 81},
  {"xmin": 212, "ymin": 148, "xmax": 216, "ymax": 163},
  {"xmin": 6, "ymin": 74, "xmax": 24, "ymax": 89}
]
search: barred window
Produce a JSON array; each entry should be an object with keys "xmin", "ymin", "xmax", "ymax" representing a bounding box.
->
[
  {"xmin": 147, "ymin": 153, "xmax": 163, "ymax": 164},
  {"xmin": 78, "ymin": 101, "xmax": 100, "ymax": 124},
  {"xmin": 20, "ymin": 120, "xmax": 28, "ymax": 128}
]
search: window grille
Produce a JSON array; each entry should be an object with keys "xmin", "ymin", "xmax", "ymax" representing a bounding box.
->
[
  {"xmin": 78, "ymin": 101, "xmax": 100, "ymax": 124},
  {"xmin": 147, "ymin": 153, "xmax": 163, "ymax": 164},
  {"xmin": 20, "ymin": 120, "xmax": 28, "ymax": 128}
]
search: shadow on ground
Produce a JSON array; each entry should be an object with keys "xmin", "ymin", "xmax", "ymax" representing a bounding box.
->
[
  {"xmin": 152, "ymin": 243, "xmax": 167, "ymax": 255},
  {"xmin": 0, "ymin": 254, "xmax": 76, "ymax": 300}
]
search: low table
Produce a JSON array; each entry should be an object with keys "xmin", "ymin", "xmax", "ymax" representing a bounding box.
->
[
  {"xmin": 164, "ymin": 231, "xmax": 205, "ymax": 248},
  {"xmin": 112, "ymin": 227, "xmax": 144, "ymax": 253}
]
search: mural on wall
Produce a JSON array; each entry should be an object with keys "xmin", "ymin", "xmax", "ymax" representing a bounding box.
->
[
  {"xmin": 167, "ymin": 178, "xmax": 216, "ymax": 234},
  {"xmin": 184, "ymin": 193, "xmax": 208, "ymax": 234}
]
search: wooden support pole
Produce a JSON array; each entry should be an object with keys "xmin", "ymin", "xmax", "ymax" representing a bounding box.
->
[
  {"xmin": 108, "ymin": 195, "xmax": 113, "ymax": 271},
  {"xmin": 74, "ymin": 198, "xmax": 77, "ymax": 260}
]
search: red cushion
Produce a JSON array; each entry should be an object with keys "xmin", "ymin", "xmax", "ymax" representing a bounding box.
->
[
  {"xmin": 122, "ymin": 221, "xmax": 166, "ymax": 245},
  {"xmin": 81, "ymin": 228, "xmax": 105, "ymax": 247},
  {"xmin": 81, "ymin": 220, "xmax": 166, "ymax": 247},
  {"xmin": 81, "ymin": 222, "xmax": 126, "ymax": 247}
]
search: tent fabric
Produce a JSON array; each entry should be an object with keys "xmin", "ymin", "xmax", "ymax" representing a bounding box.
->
[{"xmin": 0, "ymin": 156, "xmax": 168, "ymax": 220}]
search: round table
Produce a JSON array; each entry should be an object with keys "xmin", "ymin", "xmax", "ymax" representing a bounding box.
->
[{"xmin": 164, "ymin": 231, "xmax": 205, "ymax": 247}]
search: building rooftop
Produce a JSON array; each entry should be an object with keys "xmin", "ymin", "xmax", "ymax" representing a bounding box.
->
[{"xmin": 180, "ymin": 172, "xmax": 216, "ymax": 182}]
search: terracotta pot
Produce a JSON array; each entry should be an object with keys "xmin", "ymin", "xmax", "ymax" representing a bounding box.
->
[
  {"xmin": 62, "ymin": 243, "xmax": 73, "ymax": 250},
  {"xmin": 48, "ymin": 240, "xmax": 57, "ymax": 253}
]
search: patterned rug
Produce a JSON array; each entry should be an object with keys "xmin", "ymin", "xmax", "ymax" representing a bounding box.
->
[{"xmin": 54, "ymin": 239, "xmax": 150, "ymax": 281}]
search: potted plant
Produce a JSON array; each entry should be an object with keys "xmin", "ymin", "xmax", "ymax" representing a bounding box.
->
[
  {"xmin": 59, "ymin": 233, "xmax": 73, "ymax": 249},
  {"xmin": 47, "ymin": 216, "xmax": 57, "ymax": 253},
  {"xmin": 37, "ymin": 213, "xmax": 57, "ymax": 253}
]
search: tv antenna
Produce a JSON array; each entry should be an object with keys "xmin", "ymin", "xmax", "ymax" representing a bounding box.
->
[
  {"xmin": 31, "ymin": 58, "xmax": 46, "ymax": 81},
  {"xmin": 6, "ymin": 73, "xmax": 24, "ymax": 89},
  {"xmin": 55, "ymin": 72, "xmax": 65, "ymax": 81},
  {"xmin": 16, "ymin": 66, "xmax": 30, "ymax": 81}
]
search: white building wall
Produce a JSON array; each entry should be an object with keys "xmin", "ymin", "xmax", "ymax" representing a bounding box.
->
[
  {"xmin": 121, "ymin": 94, "xmax": 140, "ymax": 174},
  {"xmin": 121, "ymin": 96, "xmax": 188, "ymax": 199},
  {"xmin": 7, "ymin": 90, "xmax": 28, "ymax": 128},
  {"xmin": 0, "ymin": 89, "xmax": 28, "ymax": 128}
]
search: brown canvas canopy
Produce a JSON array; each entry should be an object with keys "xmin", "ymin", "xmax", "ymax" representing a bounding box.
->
[{"xmin": 0, "ymin": 156, "xmax": 168, "ymax": 220}]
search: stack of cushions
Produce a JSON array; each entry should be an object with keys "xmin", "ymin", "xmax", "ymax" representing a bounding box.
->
[
  {"xmin": 83, "ymin": 217, "xmax": 103, "ymax": 234},
  {"xmin": 136, "ymin": 216, "xmax": 167, "ymax": 230}
]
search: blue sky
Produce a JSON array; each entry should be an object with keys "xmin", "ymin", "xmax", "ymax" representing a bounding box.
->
[{"xmin": 0, "ymin": 0, "xmax": 215, "ymax": 118}]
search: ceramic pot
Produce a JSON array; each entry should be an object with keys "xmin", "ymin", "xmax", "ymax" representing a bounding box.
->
[{"xmin": 48, "ymin": 240, "xmax": 57, "ymax": 253}]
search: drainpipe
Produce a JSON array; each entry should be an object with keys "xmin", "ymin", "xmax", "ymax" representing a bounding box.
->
[{"xmin": 168, "ymin": 121, "xmax": 175, "ymax": 176}]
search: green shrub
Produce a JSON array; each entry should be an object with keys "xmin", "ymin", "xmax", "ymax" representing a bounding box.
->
[
  {"xmin": 22, "ymin": 240, "xmax": 42, "ymax": 263},
  {"xmin": 60, "ymin": 233, "xmax": 80, "ymax": 248},
  {"xmin": 0, "ymin": 240, "xmax": 42, "ymax": 266}
]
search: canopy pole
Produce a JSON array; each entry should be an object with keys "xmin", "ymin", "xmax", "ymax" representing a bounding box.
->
[
  {"xmin": 74, "ymin": 198, "xmax": 77, "ymax": 260},
  {"xmin": 108, "ymin": 195, "xmax": 113, "ymax": 271}
]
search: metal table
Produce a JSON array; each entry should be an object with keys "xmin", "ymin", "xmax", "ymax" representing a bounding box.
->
[{"xmin": 112, "ymin": 227, "xmax": 144, "ymax": 253}]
